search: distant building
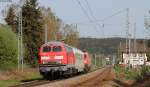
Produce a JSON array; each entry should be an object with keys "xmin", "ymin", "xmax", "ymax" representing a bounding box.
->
[{"xmin": 119, "ymin": 41, "xmax": 147, "ymax": 67}]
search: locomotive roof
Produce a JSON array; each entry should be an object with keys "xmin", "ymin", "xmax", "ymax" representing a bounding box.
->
[
  {"xmin": 42, "ymin": 41, "xmax": 65, "ymax": 46},
  {"xmin": 41, "ymin": 41, "xmax": 84, "ymax": 53}
]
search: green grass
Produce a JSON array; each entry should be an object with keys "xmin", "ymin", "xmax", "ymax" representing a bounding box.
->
[
  {"xmin": 0, "ymin": 80, "xmax": 19, "ymax": 87},
  {"xmin": 0, "ymin": 69, "xmax": 42, "ymax": 87},
  {"xmin": 0, "ymin": 74, "xmax": 42, "ymax": 87}
]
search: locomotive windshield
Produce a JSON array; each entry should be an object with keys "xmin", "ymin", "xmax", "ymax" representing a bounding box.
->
[
  {"xmin": 43, "ymin": 46, "xmax": 51, "ymax": 52},
  {"xmin": 53, "ymin": 46, "xmax": 62, "ymax": 52}
]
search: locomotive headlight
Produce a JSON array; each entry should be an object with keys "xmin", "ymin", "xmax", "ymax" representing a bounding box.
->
[
  {"xmin": 55, "ymin": 56, "xmax": 63, "ymax": 59},
  {"xmin": 41, "ymin": 56, "xmax": 50, "ymax": 60}
]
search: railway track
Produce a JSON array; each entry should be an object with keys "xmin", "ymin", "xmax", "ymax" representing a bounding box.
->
[
  {"xmin": 9, "ymin": 80, "xmax": 49, "ymax": 87},
  {"xmin": 9, "ymin": 79, "xmax": 58, "ymax": 87}
]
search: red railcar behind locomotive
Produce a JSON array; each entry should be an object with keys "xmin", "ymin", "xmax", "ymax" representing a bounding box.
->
[{"xmin": 39, "ymin": 41, "xmax": 91, "ymax": 79}]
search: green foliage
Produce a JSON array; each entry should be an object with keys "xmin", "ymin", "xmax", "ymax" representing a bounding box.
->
[
  {"xmin": 146, "ymin": 48, "xmax": 150, "ymax": 61},
  {"xmin": 140, "ymin": 66, "xmax": 150, "ymax": 76},
  {"xmin": 0, "ymin": 25, "xmax": 18, "ymax": 70},
  {"xmin": 114, "ymin": 65, "xmax": 139, "ymax": 80},
  {"xmin": 114, "ymin": 65, "xmax": 150, "ymax": 81},
  {"xmin": 135, "ymin": 66, "xmax": 150, "ymax": 81},
  {"xmin": 5, "ymin": 6, "xmax": 18, "ymax": 33},
  {"xmin": 22, "ymin": 0, "xmax": 44, "ymax": 66}
]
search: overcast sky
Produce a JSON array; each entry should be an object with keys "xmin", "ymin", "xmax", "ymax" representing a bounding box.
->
[{"xmin": 0, "ymin": 0, "xmax": 150, "ymax": 38}]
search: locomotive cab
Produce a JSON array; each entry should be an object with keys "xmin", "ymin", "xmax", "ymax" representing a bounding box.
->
[{"xmin": 40, "ymin": 45, "xmax": 66, "ymax": 65}]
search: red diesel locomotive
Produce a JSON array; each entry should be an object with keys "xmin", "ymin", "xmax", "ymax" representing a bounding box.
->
[{"xmin": 39, "ymin": 41, "xmax": 91, "ymax": 79}]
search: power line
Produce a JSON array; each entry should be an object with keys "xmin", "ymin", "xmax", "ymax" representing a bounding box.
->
[
  {"xmin": 75, "ymin": 0, "xmax": 128, "ymax": 38},
  {"xmin": 84, "ymin": 0, "xmax": 105, "ymax": 37},
  {"xmin": 84, "ymin": 0, "xmax": 95, "ymax": 20},
  {"xmin": 101, "ymin": 8, "xmax": 127, "ymax": 22},
  {"xmin": 75, "ymin": 0, "xmax": 92, "ymax": 22},
  {"xmin": 76, "ymin": 8, "xmax": 127, "ymax": 24},
  {"xmin": 75, "ymin": 0, "xmax": 100, "ymax": 36},
  {"xmin": 69, "ymin": 8, "xmax": 127, "ymax": 26}
]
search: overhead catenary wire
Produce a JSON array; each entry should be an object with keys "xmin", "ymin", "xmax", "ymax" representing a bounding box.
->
[
  {"xmin": 75, "ymin": 0, "xmax": 101, "ymax": 35},
  {"xmin": 101, "ymin": 8, "xmax": 127, "ymax": 22},
  {"xmin": 84, "ymin": 0, "xmax": 105, "ymax": 37},
  {"xmin": 84, "ymin": 0, "xmax": 96, "ymax": 21},
  {"xmin": 75, "ymin": 0, "xmax": 93, "ymax": 22},
  {"xmin": 75, "ymin": 0, "xmax": 129, "ymax": 38},
  {"xmin": 72, "ymin": 8, "xmax": 127, "ymax": 25}
]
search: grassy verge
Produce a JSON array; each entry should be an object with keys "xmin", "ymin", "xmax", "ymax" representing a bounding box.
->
[
  {"xmin": 0, "ymin": 68, "xmax": 42, "ymax": 87},
  {"xmin": 0, "ymin": 80, "xmax": 19, "ymax": 87}
]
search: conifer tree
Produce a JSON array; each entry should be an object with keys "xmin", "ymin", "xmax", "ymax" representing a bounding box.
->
[
  {"xmin": 5, "ymin": 6, "xmax": 18, "ymax": 33},
  {"xmin": 22, "ymin": 0, "xmax": 44, "ymax": 66}
]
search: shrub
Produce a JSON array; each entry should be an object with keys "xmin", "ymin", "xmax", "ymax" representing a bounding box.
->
[
  {"xmin": 114, "ymin": 65, "xmax": 150, "ymax": 81},
  {"xmin": 136, "ymin": 66, "xmax": 150, "ymax": 82},
  {"xmin": 0, "ymin": 25, "xmax": 18, "ymax": 70},
  {"xmin": 114, "ymin": 65, "xmax": 140, "ymax": 80}
]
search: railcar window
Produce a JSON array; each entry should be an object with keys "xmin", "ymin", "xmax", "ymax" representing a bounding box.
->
[
  {"xmin": 43, "ymin": 46, "xmax": 51, "ymax": 52},
  {"xmin": 53, "ymin": 46, "xmax": 62, "ymax": 52},
  {"xmin": 65, "ymin": 46, "xmax": 72, "ymax": 52},
  {"xmin": 68, "ymin": 47, "xmax": 73, "ymax": 52}
]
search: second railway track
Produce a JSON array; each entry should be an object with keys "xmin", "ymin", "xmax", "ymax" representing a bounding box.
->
[{"xmin": 9, "ymin": 79, "xmax": 58, "ymax": 87}]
